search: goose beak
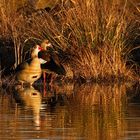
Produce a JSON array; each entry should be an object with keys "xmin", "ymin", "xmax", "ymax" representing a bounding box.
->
[
  {"xmin": 41, "ymin": 39, "xmax": 52, "ymax": 50},
  {"xmin": 46, "ymin": 43, "xmax": 52, "ymax": 47}
]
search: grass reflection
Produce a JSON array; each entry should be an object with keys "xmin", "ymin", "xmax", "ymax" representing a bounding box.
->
[
  {"xmin": 0, "ymin": 82, "xmax": 134, "ymax": 140},
  {"xmin": 66, "ymin": 83, "xmax": 131, "ymax": 140}
]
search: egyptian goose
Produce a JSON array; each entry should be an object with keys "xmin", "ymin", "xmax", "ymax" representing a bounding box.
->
[
  {"xmin": 16, "ymin": 45, "xmax": 45, "ymax": 87},
  {"xmin": 38, "ymin": 40, "xmax": 66, "ymax": 85}
]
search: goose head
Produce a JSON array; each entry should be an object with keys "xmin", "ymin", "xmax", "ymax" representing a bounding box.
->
[
  {"xmin": 31, "ymin": 45, "xmax": 42, "ymax": 58},
  {"xmin": 41, "ymin": 39, "xmax": 53, "ymax": 50}
]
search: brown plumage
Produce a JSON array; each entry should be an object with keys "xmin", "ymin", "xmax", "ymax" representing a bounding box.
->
[
  {"xmin": 38, "ymin": 39, "xmax": 66, "ymax": 85},
  {"xmin": 39, "ymin": 39, "xmax": 66, "ymax": 74},
  {"xmin": 16, "ymin": 45, "xmax": 44, "ymax": 87}
]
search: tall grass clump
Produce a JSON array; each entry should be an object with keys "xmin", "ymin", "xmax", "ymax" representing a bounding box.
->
[
  {"xmin": 0, "ymin": 0, "xmax": 137, "ymax": 81},
  {"xmin": 26, "ymin": 0, "xmax": 135, "ymax": 81},
  {"xmin": 61, "ymin": 0, "xmax": 135, "ymax": 81}
]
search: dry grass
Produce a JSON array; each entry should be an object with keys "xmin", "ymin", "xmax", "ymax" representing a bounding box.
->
[{"xmin": 0, "ymin": 0, "xmax": 139, "ymax": 81}]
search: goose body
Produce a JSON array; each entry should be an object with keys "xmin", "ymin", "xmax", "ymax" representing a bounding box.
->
[
  {"xmin": 16, "ymin": 45, "xmax": 44, "ymax": 86},
  {"xmin": 38, "ymin": 39, "xmax": 66, "ymax": 75},
  {"xmin": 38, "ymin": 40, "xmax": 66, "ymax": 85}
]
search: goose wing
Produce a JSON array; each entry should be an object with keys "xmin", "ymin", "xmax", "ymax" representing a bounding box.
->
[{"xmin": 41, "ymin": 58, "xmax": 66, "ymax": 75}]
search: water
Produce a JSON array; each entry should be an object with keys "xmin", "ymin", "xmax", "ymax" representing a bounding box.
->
[{"xmin": 0, "ymin": 82, "xmax": 140, "ymax": 140}]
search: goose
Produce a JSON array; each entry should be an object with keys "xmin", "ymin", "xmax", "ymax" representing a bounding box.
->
[
  {"xmin": 16, "ymin": 45, "xmax": 46, "ymax": 87},
  {"xmin": 38, "ymin": 40, "xmax": 66, "ymax": 85}
]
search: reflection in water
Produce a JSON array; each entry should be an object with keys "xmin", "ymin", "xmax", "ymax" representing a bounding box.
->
[
  {"xmin": 123, "ymin": 84, "xmax": 140, "ymax": 140},
  {"xmin": 14, "ymin": 87, "xmax": 42, "ymax": 127},
  {"xmin": 0, "ymin": 82, "xmax": 140, "ymax": 139},
  {"xmin": 66, "ymin": 83, "xmax": 128, "ymax": 140}
]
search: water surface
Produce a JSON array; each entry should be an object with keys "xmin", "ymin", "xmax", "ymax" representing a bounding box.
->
[{"xmin": 0, "ymin": 82, "xmax": 140, "ymax": 140}]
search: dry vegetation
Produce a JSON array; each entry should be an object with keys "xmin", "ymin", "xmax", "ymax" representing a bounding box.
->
[{"xmin": 0, "ymin": 0, "xmax": 140, "ymax": 82}]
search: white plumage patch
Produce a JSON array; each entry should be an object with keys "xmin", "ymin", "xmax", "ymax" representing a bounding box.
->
[{"xmin": 39, "ymin": 58, "xmax": 47, "ymax": 64}]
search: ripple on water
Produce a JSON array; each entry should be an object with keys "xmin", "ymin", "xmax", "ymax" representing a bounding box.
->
[{"xmin": 0, "ymin": 83, "xmax": 140, "ymax": 140}]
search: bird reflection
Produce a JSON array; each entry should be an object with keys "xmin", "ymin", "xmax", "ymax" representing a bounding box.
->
[
  {"xmin": 14, "ymin": 81, "xmax": 75, "ymax": 130},
  {"xmin": 43, "ymin": 80, "xmax": 74, "ymax": 97},
  {"xmin": 14, "ymin": 86, "xmax": 42, "ymax": 128},
  {"xmin": 42, "ymin": 81, "xmax": 74, "ymax": 109}
]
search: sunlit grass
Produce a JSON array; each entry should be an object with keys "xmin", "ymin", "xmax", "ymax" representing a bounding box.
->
[{"xmin": 0, "ymin": 0, "xmax": 139, "ymax": 82}]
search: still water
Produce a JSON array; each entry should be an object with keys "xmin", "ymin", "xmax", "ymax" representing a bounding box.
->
[{"xmin": 0, "ymin": 82, "xmax": 140, "ymax": 140}]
